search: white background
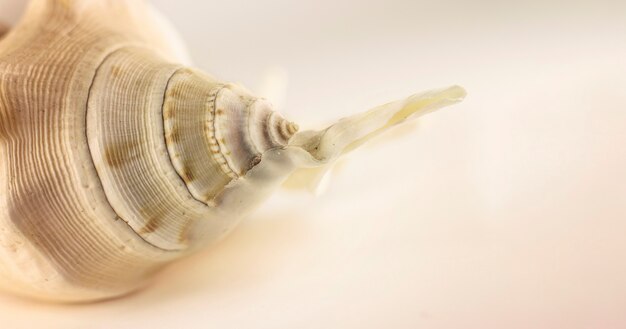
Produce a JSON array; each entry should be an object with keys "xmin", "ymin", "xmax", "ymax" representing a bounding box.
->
[{"xmin": 1, "ymin": 0, "xmax": 626, "ymax": 328}]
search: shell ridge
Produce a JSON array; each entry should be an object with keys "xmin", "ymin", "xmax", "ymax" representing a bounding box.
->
[
  {"xmin": 245, "ymin": 99, "xmax": 263, "ymax": 154},
  {"xmin": 209, "ymin": 86, "xmax": 239, "ymax": 179},
  {"xmin": 85, "ymin": 44, "xmax": 176, "ymax": 253},
  {"xmin": 159, "ymin": 67, "xmax": 219, "ymax": 208}
]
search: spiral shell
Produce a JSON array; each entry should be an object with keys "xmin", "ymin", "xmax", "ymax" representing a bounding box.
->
[{"xmin": 0, "ymin": 0, "xmax": 465, "ymax": 302}]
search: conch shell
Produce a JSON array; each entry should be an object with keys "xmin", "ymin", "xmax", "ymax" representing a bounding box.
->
[{"xmin": 0, "ymin": 0, "xmax": 465, "ymax": 302}]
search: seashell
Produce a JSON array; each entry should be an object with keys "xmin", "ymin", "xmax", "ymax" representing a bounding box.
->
[{"xmin": 0, "ymin": 0, "xmax": 465, "ymax": 302}]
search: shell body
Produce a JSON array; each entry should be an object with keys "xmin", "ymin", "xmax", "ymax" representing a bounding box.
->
[{"xmin": 0, "ymin": 0, "xmax": 465, "ymax": 302}]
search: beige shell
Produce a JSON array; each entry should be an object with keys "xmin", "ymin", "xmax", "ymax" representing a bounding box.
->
[{"xmin": 0, "ymin": 0, "xmax": 465, "ymax": 302}]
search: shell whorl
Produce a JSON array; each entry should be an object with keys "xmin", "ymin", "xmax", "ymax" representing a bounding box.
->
[
  {"xmin": 86, "ymin": 47, "xmax": 298, "ymax": 250},
  {"xmin": 163, "ymin": 70, "xmax": 298, "ymax": 203}
]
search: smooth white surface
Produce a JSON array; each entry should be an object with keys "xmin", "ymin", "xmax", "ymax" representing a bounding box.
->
[{"xmin": 1, "ymin": 0, "xmax": 626, "ymax": 328}]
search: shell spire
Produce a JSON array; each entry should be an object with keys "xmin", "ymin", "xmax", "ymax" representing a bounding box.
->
[
  {"xmin": 216, "ymin": 86, "xmax": 467, "ymax": 204},
  {"xmin": 162, "ymin": 69, "xmax": 300, "ymax": 204}
]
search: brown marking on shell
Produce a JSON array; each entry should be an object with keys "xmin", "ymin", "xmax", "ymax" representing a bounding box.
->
[
  {"xmin": 139, "ymin": 208, "xmax": 168, "ymax": 234},
  {"xmin": 104, "ymin": 141, "xmax": 137, "ymax": 168},
  {"xmin": 0, "ymin": 23, "xmax": 9, "ymax": 39},
  {"xmin": 7, "ymin": 179, "xmax": 98, "ymax": 288},
  {"xmin": 0, "ymin": 100, "xmax": 17, "ymax": 140},
  {"xmin": 167, "ymin": 87, "xmax": 181, "ymax": 99},
  {"xmin": 139, "ymin": 216, "xmax": 163, "ymax": 234},
  {"xmin": 163, "ymin": 105, "xmax": 174, "ymax": 119},
  {"xmin": 169, "ymin": 129, "xmax": 180, "ymax": 143},
  {"xmin": 180, "ymin": 167, "xmax": 194, "ymax": 183},
  {"xmin": 0, "ymin": 73, "xmax": 22, "ymax": 140},
  {"xmin": 111, "ymin": 65, "xmax": 123, "ymax": 78},
  {"xmin": 177, "ymin": 221, "xmax": 192, "ymax": 244}
]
